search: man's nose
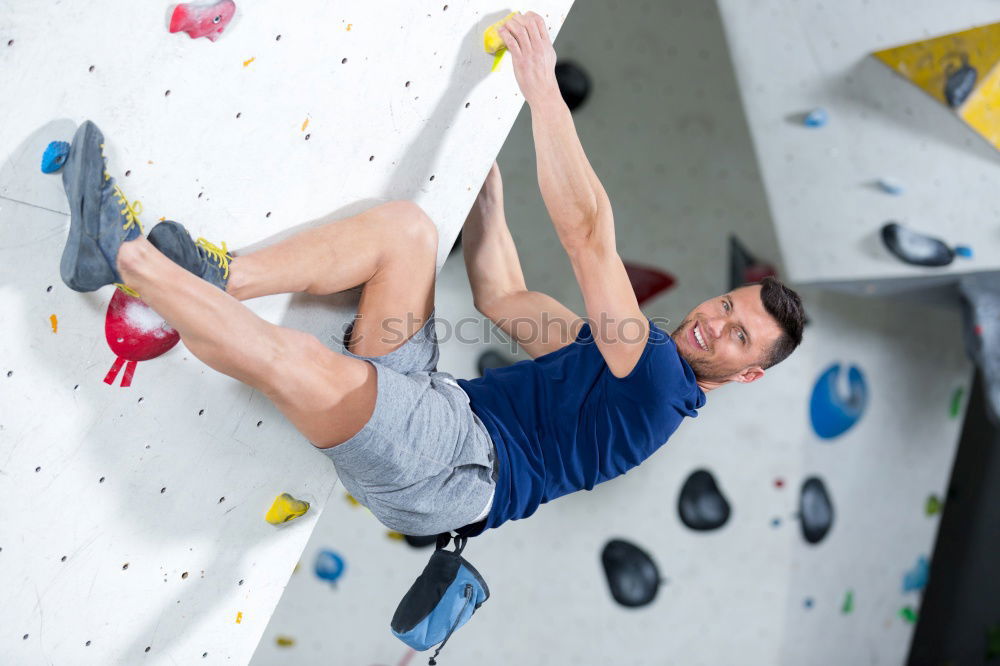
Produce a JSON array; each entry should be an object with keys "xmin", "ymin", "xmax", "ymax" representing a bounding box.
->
[{"xmin": 705, "ymin": 316, "xmax": 724, "ymax": 339}]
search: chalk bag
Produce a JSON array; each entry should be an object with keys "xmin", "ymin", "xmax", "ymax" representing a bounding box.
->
[{"xmin": 390, "ymin": 533, "xmax": 489, "ymax": 664}]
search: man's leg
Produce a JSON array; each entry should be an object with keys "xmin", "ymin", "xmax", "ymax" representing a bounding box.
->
[
  {"xmin": 117, "ymin": 237, "xmax": 377, "ymax": 447},
  {"xmin": 224, "ymin": 200, "xmax": 438, "ymax": 358},
  {"xmin": 117, "ymin": 201, "xmax": 438, "ymax": 448}
]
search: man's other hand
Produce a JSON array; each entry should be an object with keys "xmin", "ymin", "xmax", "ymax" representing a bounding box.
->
[{"xmin": 498, "ymin": 12, "xmax": 560, "ymax": 107}]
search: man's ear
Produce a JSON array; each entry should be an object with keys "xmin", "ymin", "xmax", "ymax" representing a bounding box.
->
[{"xmin": 734, "ymin": 366, "xmax": 765, "ymax": 384}]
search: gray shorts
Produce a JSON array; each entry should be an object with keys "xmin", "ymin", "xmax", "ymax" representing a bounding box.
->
[{"xmin": 319, "ymin": 313, "xmax": 497, "ymax": 536}]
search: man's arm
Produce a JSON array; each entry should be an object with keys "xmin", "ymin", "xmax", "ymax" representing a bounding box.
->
[
  {"xmin": 499, "ymin": 13, "xmax": 648, "ymax": 377},
  {"xmin": 463, "ymin": 162, "xmax": 583, "ymax": 358}
]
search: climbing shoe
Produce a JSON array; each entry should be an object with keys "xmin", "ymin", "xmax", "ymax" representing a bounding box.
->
[
  {"xmin": 147, "ymin": 220, "xmax": 233, "ymax": 291},
  {"xmin": 59, "ymin": 120, "xmax": 145, "ymax": 295}
]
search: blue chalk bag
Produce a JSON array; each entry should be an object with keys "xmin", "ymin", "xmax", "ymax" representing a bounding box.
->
[{"xmin": 391, "ymin": 533, "xmax": 489, "ymax": 664}]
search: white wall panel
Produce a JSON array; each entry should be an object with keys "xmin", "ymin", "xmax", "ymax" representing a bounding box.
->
[{"xmin": 0, "ymin": 2, "xmax": 573, "ymax": 664}]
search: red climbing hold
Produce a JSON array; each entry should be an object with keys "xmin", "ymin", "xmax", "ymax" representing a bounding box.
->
[
  {"xmin": 104, "ymin": 290, "xmax": 180, "ymax": 387},
  {"xmin": 623, "ymin": 262, "xmax": 675, "ymax": 306},
  {"xmin": 169, "ymin": 0, "xmax": 236, "ymax": 42}
]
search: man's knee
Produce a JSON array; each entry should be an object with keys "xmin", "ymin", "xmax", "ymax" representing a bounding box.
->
[
  {"xmin": 262, "ymin": 329, "xmax": 344, "ymax": 409},
  {"xmin": 380, "ymin": 201, "xmax": 439, "ymax": 261}
]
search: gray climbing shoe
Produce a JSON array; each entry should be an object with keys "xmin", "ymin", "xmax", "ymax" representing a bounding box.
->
[
  {"xmin": 147, "ymin": 220, "xmax": 233, "ymax": 290},
  {"xmin": 59, "ymin": 120, "xmax": 145, "ymax": 294}
]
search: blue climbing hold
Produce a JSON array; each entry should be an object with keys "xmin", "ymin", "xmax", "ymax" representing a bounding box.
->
[
  {"xmin": 41, "ymin": 140, "xmax": 71, "ymax": 173},
  {"xmin": 803, "ymin": 108, "xmax": 828, "ymax": 128},
  {"xmin": 902, "ymin": 555, "xmax": 929, "ymax": 593},
  {"xmin": 877, "ymin": 178, "xmax": 904, "ymax": 195},
  {"xmin": 314, "ymin": 549, "xmax": 346, "ymax": 584},
  {"xmin": 810, "ymin": 363, "xmax": 868, "ymax": 439},
  {"xmin": 955, "ymin": 245, "xmax": 973, "ymax": 259}
]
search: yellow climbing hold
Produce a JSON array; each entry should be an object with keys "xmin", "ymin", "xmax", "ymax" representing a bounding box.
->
[
  {"xmin": 344, "ymin": 492, "xmax": 360, "ymax": 507},
  {"xmin": 276, "ymin": 636, "xmax": 295, "ymax": 647},
  {"xmin": 301, "ymin": 118, "xmax": 309, "ymax": 132},
  {"xmin": 484, "ymin": 12, "xmax": 516, "ymax": 54},
  {"xmin": 243, "ymin": 57, "xmax": 255, "ymax": 68},
  {"xmin": 50, "ymin": 314, "xmax": 58, "ymax": 333},
  {"xmin": 235, "ymin": 611, "xmax": 243, "ymax": 624},
  {"xmin": 293, "ymin": 562, "xmax": 301, "ymax": 575},
  {"xmin": 491, "ymin": 50, "xmax": 506, "ymax": 72},
  {"xmin": 265, "ymin": 493, "xmax": 310, "ymax": 524},
  {"xmin": 386, "ymin": 531, "xmax": 405, "ymax": 541},
  {"xmin": 872, "ymin": 22, "xmax": 1000, "ymax": 150}
]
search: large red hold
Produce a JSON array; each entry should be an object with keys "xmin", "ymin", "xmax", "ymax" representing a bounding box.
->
[{"xmin": 104, "ymin": 290, "xmax": 180, "ymax": 387}]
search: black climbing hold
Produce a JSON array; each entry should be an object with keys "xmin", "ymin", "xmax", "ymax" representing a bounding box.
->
[
  {"xmin": 880, "ymin": 222, "xmax": 954, "ymax": 267},
  {"xmin": 403, "ymin": 534, "xmax": 439, "ymax": 549},
  {"xmin": 477, "ymin": 349, "xmax": 514, "ymax": 377},
  {"xmin": 600, "ymin": 539, "xmax": 661, "ymax": 608},
  {"xmin": 799, "ymin": 476, "xmax": 834, "ymax": 545},
  {"xmin": 677, "ymin": 469, "xmax": 731, "ymax": 531},
  {"xmin": 555, "ymin": 61, "xmax": 591, "ymax": 112},
  {"xmin": 944, "ymin": 59, "xmax": 977, "ymax": 108}
]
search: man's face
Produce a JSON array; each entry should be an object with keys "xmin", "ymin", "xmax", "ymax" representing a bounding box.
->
[{"xmin": 671, "ymin": 285, "xmax": 784, "ymax": 387}]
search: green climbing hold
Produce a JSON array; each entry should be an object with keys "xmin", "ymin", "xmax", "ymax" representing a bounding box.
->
[
  {"xmin": 987, "ymin": 623, "xmax": 1000, "ymax": 659},
  {"xmin": 950, "ymin": 387, "xmax": 964, "ymax": 418},
  {"xmin": 899, "ymin": 606, "xmax": 918, "ymax": 624},
  {"xmin": 841, "ymin": 589, "xmax": 854, "ymax": 614},
  {"xmin": 925, "ymin": 494, "xmax": 942, "ymax": 516}
]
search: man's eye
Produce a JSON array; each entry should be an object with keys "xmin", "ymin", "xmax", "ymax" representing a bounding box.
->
[
  {"xmin": 738, "ymin": 330, "xmax": 746, "ymax": 343},
  {"xmin": 723, "ymin": 300, "xmax": 730, "ymax": 311}
]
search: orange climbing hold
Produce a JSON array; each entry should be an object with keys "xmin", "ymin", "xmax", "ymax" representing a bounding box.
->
[
  {"xmin": 49, "ymin": 314, "xmax": 58, "ymax": 333},
  {"xmin": 243, "ymin": 57, "xmax": 255, "ymax": 68}
]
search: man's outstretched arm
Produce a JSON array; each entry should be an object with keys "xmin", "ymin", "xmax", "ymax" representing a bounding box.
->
[
  {"xmin": 462, "ymin": 162, "xmax": 584, "ymax": 358},
  {"xmin": 499, "ymin": 13, "xmax": 648, "ymax": 377}
]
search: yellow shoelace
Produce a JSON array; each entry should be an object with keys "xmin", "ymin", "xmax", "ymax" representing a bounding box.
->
[
  {"xmin": 100, "ymin": 143, "xmax": 144, "ymax": 298},
  {"xmin": 195, "ymin": 238, "xmax": 233, "ymax": 280}
]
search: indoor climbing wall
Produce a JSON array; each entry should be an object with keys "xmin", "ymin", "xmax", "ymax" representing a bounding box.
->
[
  {"xmin": 716, "ymin": 0, "xmax": 1000, "ymax": 292},
  {"xmin": 0, "ymin": 1, "xmax": 573, "ymax": 664},
  {"xmin": 251, "ymin": 1, "xmax": 972, "ymax": 665}
]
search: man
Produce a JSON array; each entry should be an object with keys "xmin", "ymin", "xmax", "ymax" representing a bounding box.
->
[{"xmin": 57, "ymin": 13, "xmax": 804, "ymax": 538}]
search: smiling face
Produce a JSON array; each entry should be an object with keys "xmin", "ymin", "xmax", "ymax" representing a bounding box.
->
[{"xmin": 671, "ymin": 285, "xmax": 785, "ymax": 389}]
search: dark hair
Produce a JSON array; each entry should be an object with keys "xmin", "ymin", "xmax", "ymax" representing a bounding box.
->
[{"xmin": 755, "ymin": 276, "xmax": 805, "ymax": 369}]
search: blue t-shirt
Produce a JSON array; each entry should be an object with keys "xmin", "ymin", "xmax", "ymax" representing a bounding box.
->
[{"xmin": 457, "ymin": 320, "xmax": 706, "ymax": 532}]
